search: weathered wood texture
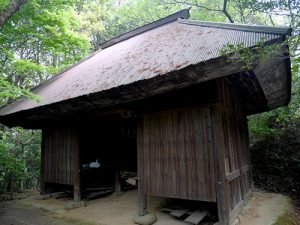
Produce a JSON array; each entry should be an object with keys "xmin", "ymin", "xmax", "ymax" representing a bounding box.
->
[
  {"xmin": 137, "ymin": 116, "xmax": 147, "ymax": 216},
  {"xmin": 253, "ymin": 56, "xmax": 290, "ymax": 109},
  {"xmin": 210, "ymin": 106, "xmax": 229, "ymax": 225},
  {"xmin": 40, "ymin": 131, "xmax": 46, "ymax": 194},
  {"xmin": 42, "ymin": 127, "xmax": 79, "ymax": 185},
  {"xmin": 139, "ymin": 107, "xmax": 216, "ymax": 201},
  {"xmin": 216, "ymin": 79, "xmax": 253, "ymax": 216}
]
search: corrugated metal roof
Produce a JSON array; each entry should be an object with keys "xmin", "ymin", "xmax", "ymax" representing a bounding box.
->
[{"xmin": 0, "ymin": 15, "xmax": 289, "ymax": 116}]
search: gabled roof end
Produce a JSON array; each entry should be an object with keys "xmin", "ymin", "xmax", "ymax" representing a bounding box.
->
[{"xmin": 100, "ymin": 8, "xmax": 190, "ymax": 49}]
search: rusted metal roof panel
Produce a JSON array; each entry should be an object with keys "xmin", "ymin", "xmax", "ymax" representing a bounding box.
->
[{"xmin": 0, "ymin": 19, "xmax": 287, "ymax": 116}]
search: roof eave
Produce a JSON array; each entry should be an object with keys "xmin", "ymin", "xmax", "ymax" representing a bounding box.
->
[{"xmin": 179, "ymin": 19, "xmax": 292, "ymax": 36}]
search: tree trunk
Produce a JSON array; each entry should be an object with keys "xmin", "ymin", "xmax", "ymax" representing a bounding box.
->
[{"xmin": 0, "ymin": 0, "xmax": 28, "ymax": 29}]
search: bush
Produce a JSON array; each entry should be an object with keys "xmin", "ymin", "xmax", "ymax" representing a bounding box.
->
[{"xmin": 251, "ymin": 121, "xmax": 300, "ymax": 198}]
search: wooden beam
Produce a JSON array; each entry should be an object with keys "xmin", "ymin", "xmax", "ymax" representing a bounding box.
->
[
  {"xmin": 253, "ymin": 56, "xmax": 290, "ymax": 109},
  {"xmin": 241, "ymin": 165, "xmax": 249, "ymax": 172},
  {"xmin": 225, "ymin": 169, "xmax": 240, "ymax": 183}
]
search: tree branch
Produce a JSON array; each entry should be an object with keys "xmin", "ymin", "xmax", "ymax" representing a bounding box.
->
[
  {"xmin": 0, "ymin": 0, "xmax": 28, "ymax": 30},
  {"xmin": 267, "ymin": 13, "xmax": 275, "ymax": 26},
  {"xmin": 162, "ymin": 0, "xmax": 234, "ymax": 23},
  {"xmin": 223, "ymin": 0, "xmax": 234, "ymax": 23},
  {"xmin": 163, "ymin": 0, "xmax": 223, "ymax": 13}
]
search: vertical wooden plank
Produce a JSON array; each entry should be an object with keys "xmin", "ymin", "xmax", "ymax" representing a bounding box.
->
[
  {"xmin": 244, "ymin": 119, "xmax": 254, "ymax": 190},
  {"xmin": 206, "ymin": 108, "xmax": 216, "ymax": 200},
  {"xmin": 66, "ymin": 129, "xmax": 71, "ymax": 185},
  {"xmin": 40, "ymin": 129, "xmax": 46, "ymax": 195},
  {"xmin": 137, "ymin": 115, "xmax": 147, "ymax": 216},
  {"xmin": 54, "ymin": 129, "xmax": 58, "ymax": 184},
  {"xmin": 236, "ymin": 118, "xmax": 247, "ymax": 203},
  {"xmin": 115, "ymin": 167, "xmax": 122, "ymax": 193},
  {"xmin": 58, "ymin": 129, "xmax": 62, "ymax": 184},
  {"xmin": 73, "ymin": 128, "xmax": 81, "ymax": 201},
  {"xmin": 210, "ymin": 106, "xmax": 229, "ymax": 225},
  {"xmin": 41, "ymin": 127, "xmax": 82, "ymax": 186},
  {"xmin": 70, "ymin": 128, "xmax": 74, "ymax": 185},
  {"xmin": 48, "ymin": 129, "xmax": 53, "ymax": 183},
  {"xmin": 74, "ymin": 175, "xmax": 81, "ymax": 202},
  {"xmin": 63, "ymin": 129, "xmax": 67, "ymax": 185},
  {"xmin": 141, "ymin": 108, "xmax": 216, "ymax": 201},
  {"xmin": 46, "ymin": 129, "xmax": 51, "ymax": 183}
]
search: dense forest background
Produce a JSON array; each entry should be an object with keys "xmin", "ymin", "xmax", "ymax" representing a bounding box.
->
[{"xmin": 0, "ymin": 0, "xmax": 299, "ymax": 200}]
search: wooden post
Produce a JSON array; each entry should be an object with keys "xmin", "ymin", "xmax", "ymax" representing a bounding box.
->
[
  {"xmin": 40, "ymin": 129, "xmax": 46, "ymax": 195},
  {"xmin": 244, "ymin": 119, "xmax": 254, "ymax": 190},
  {"xmin": 138, "ymin": 180, "xmax": 147, "ymax": 216},
  {"xmin": 74, "ymin": 170, "xmax": 81, "ymax": 202},
  {"xmin": 115, "ymin": 167, "xmax": 122, "ymax": 193},
  {"xmin": 236, "ymin": 117, "xmax": 246, "ymax": 204},
  {"xmin": 73, "ymin": 128, "xmax": 81, "ymax": 202},
  {"xmin": 210, "ymin": 107, "xmax": 229, "ymax": 225},
  {"xmin": 137, "ymin": 116, "xmax": 147, "ymax": 216}
]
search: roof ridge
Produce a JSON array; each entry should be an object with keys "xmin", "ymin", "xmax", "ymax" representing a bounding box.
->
[
  {"xmin": 100, "ymin": 8, "xmax": 190, "ymax": 49},
  {"xmin": 178, "ymin": 19, "xmax": 292, "ymax": 35}
]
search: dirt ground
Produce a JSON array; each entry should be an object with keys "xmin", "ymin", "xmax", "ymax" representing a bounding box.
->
[
  {"xmin": 0, "ymin": 190, "xmax": 297, "ymax": 225},
  {"xmin": 238, "ymin": 191, "xmax": 296, "ymax": 225},
  {"xmin": 22, "ymin": 190, "xmax": 188, "ymax": 225},
  {"xmin": 0, "ymin": 201, "xmax": 74, "ymax": 225}
]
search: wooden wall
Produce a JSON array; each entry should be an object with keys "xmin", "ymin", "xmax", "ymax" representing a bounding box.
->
[
  {"xmin": 139, "ymin": 107, "xmax": 216, "ymax": 202},
  {"xmin": 213, "ymin": 78, "xmax": 253, "ymax": 224},
  {"xmin": 41, "ymin": 118, "xmax": 137, "ymax": 194},
  {"xmin": 41, "ymin": 127, "xmax": 79, "ymax": 186},
  {"xmin": 137, "ymin": 78, "xmax": 253, "ymax": 225}
]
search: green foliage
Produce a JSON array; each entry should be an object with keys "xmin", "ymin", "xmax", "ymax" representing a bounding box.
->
[
  {"xmin": 0, "ymin": 0, "xmax": 10, "ymax": 11},
  {"xmin": 248, "ymin": 112, "xmax": 278, "ymax": 139},
  {"xmin": 0, "ymin": 76, "xmax": 41, "ymax": 105},
  {"xmin": 0, "ymin": 0, "xmax": 91, "ymax": 192},
  {"xmin": 0, "ymin": 0, "xmax": 91, "ymax": 103},
  {"xmin": 0, "ymin": 128, "xmax": 41, "ymax": 193},
  {"xmin": 220, "ymin": 40, "xmax": 287, "ymax": 70},
  {"xmin": 251, "ymin": 121, "xmax": 300, "ymax": 198}
]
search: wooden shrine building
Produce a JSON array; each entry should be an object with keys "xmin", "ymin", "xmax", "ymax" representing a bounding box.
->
[{"xmin": 0, "ymin": 9, "xmax": 292, "ymax": 225}]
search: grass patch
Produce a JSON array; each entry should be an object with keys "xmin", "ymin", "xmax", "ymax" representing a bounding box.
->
[
  {"xmin": 61, "ymin": 217, "xmax": 102, "ymax": 225},
  {"xmin": 272, "ymin": 211, "xmax": 300, "ymax": 225}
]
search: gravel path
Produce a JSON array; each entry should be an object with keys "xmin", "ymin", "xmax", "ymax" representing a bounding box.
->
[{"xmin": 0, "ymin": 201, "xmax": 74, "ymax": 225}]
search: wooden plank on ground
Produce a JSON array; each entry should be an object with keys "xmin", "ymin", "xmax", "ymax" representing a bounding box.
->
[
  {"xmin": 170, "ymin": 209, "xmax": 190, "ymax": 218},
  {"xmin": 85, "ymin": 187, "xmax": 114, "ymax": 192},
  {"xmin": 184, "ymin": 210, "xmax": 208, "ymax": 224},
  {"xmin": 86, "ymin": 189, "xmax": 114, "ymax": 200},
  {"xmin": 161, "ymin": 207, "xmax": 173, "ymax": 213}
]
